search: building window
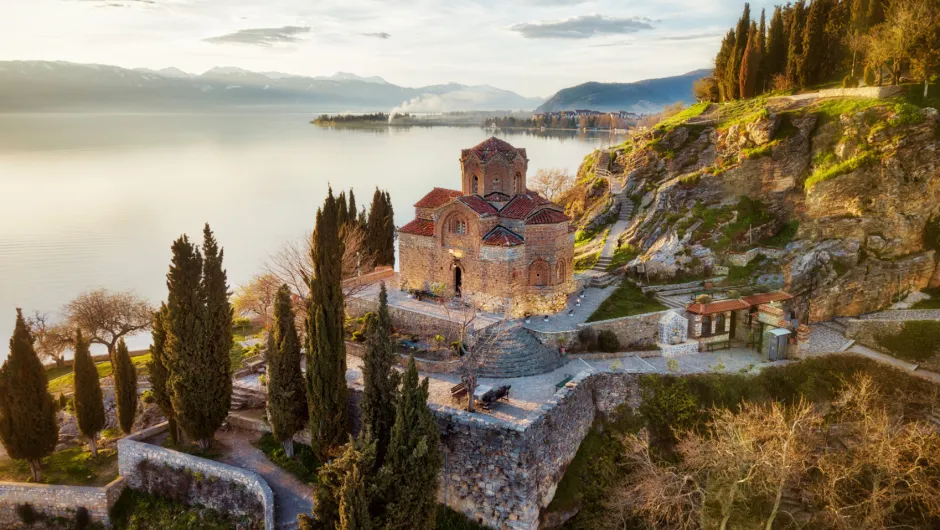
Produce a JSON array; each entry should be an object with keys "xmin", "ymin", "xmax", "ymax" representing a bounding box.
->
[
  {"xmin": 514, "ymin": 173, "xmax": 520, "ymax": 194},
  {"xmin": 450, "ymin": 218, "xmax": 467, "ymax": 235},
  {"xmin": 473, "ymin": 175, "xmax": 479, "ymax": 192}
]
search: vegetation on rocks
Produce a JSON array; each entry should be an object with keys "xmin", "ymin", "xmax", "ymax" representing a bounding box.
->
[
  {"xmin": 109, "ymin": 488, "xmax": 258, "ymax": 530},
  {"xmin": 256, "ymin": 432, "xmax": 319, "ymax": 484},
  {"xmin": 0, "ymin": 446, "xmax": 118, "ymax": 486}
]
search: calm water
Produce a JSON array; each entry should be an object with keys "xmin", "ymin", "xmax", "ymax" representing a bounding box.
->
[{"xmin": 0, "ymin": 114, "xmax": 616, "ymax": 361}]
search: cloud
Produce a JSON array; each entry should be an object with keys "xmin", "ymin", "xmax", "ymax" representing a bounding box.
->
[
  {"xmin": 204, "ymin": 26, "xmax": 310, "ymax": 46},
  {"xmin": 362, "ymin": 32, "xmax": 391, "ymax": 39},
  {"xmin": 509, "ymin": 14, "xmax": 653, "ymax": 39},
  {"xmin": 588, "ymin": 40, "xmax": 633, "ymax": 48},
  {"xmin": 528, "ymin": 0, "xmax": 591, "ymax": 4},
  {"xmin": 657, "ymin": 32, "xmax": 723, "ymax": 41}
]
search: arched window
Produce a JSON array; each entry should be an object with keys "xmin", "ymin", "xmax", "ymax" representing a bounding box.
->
[
  {"xmin": 556, "ymin": 260, "xmax": 566, "ymax": 284},
  {"xmin": 514, "ymin": 172, "xmax": 521, "ymax": 194},
  {"xmin": 528, "ymin": 259, "xmax": 550, "ymax": 287},
  {"xmin": 472, "ymin": 175, "xmax": 479, "ymax": 193},
  {"xmin": 701, "ymin": 316, "xmax": 712, "ymax": 337},
  {"xmin": 449, "ymin": 217, "xmax": 467, "ymax": 235}
]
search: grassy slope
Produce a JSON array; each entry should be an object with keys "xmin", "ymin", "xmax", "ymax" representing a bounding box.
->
[
  {"xmin": 587, "ymin": 279, "xmax": 667, "ymax": 322},
  {"xmin": 46, "ymin": 354, "xmax": 152, "ymax": 395},
  {"xmin": 0, "ymin": 446, "xmax": 118, "ymax": 486}
]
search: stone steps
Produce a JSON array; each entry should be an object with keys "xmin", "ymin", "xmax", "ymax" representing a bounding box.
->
[
  {"xmin": 819, "ymin": 320, "xmax": 848, "ymax": 336},
  {"xmin": 476, "ymin": 326, "xmax": 565, "ymax": 378},
  {"xmin": 231, "ymin": 384, "xmax": 265, "ymax": 410},
  {"xmin": 657, "ymin": 295, "xmax": 686, "ymax": 310}
]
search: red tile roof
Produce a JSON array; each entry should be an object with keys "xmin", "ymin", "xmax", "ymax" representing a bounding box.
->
[
  {"xmin": 481, "ymin": 225, "xmax": 524, "ymax": 246},
  {"xmin": 686, "ymin": 299, "xmax": 751, "ymax": 315},
  {"xmin": 461, "ymin": 137, "xmax": 521, "ymax": 162},
  {"xmin": 398, "ymin": 218, "xmax": 435, "ymax": 237},
  {"xmin": 525, "ymin": 208, "xmax": 570, "ymax": 225},
  {"xmin": 484, "ymin": 191, "xmax": 511, "ymax": 202},
  {"xmin": 457, "ymin": 195, "xmax": 498, "ymax": 216},
  {"xmin": 741, "ymin": 291, "xmax": 793, "ymax": 307},
  {"xmin": 499, "ymin": 193, "xmax": 540, "ymax": 219},
  {"xmin": 413, "ymin": 188, "xmax": 461, "ymax": 209}
]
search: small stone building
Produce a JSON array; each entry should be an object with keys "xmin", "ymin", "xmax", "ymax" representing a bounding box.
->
[
  {"xmin": 398, "ymin": 137, "xmax": 575, "ymax": 315},
  {"xmin": 686, "ymin": 291, "xmax": 797, "ymax": 355}
]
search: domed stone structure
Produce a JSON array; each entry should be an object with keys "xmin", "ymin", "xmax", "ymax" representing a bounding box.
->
[{"xmin": 399, "ymin": 138, "xmax": 575, "ymax": 316}]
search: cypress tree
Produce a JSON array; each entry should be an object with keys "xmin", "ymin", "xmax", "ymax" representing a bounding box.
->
[
  {"xmin": 267, "ymin": 284, "xmax": 307, "ymax": 457},
  {"xmin": 307, "ymin": 189, "xmax": 349, "ymax": 459},
  {"xmin": 347, "ymin": 189, "xmax": 358, "ymax": 229},
  {"xmin": 146, "ymin": 304, "xmax": 179, "ymax": 444},
  {"xmin": 0, "ymin": 309, "xmax": 59, "ymax": 482},
  {"xmin": 337, "ymin": 190, "xmax": 349, "ymax": 229},
  {"xmin": 714, "ymin": 30, "xmax": 737, "ymax": 101},
  {"xmin": 757, "ymin": 9, "xmax": 767, "ymax": 92},
  {"xmin": 786, "ymin": 1, "xmax": 807, "ymax": 89},
  {"xmin": 739, "ymin": 22, "xmax": 762, "ymax": 99},
  {"xmin": 378, "ymin": 356, "xmax": 442, "ymax": 530},
  {"xmin": 381, "ymin": 191, "xmax": 395, "ymax": 267},
  {"xmin": 728, "ymin": 3, "xmax": 751, "ymax": 100},
  {"xmin": 801, "ymin": 0, "xmax": 830, "ymax": 87},
  {"xmin": 165, "ymin": 235, "xmax": 215, "ymax": 448},
  {"xmin": 339, "ymin": 461, "xmax": 372, "ymax": 530},
  {"xmin": 360, "ymin": 282, "xmax": 400, "ymax": 467},
  {"xmin": 868, "ymin": 0, "xmax": 884, "ymax": 27},
  {"xmin": 199, "ymin": 224, "xmax": 233, "ymax": 448},
  {"xmin": 766, "ymin": 6, "xmax": 788, "ymax": 83},
  {"xmin": 113, "ymin": 338, "xmax": 138, "ymax": 434},
  {"xmin": 366, "ymin": 188, "xmax": 385, "ymax": 265},
  {"xmin": 73, "ymin": 329, "xmax": 105, "ymax": 457},
  {"xmin": 311, "ymin": 438, "xmax": 376, "ymax": 528}
]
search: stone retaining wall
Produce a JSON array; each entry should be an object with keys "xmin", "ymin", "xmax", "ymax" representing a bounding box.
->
[
  {"xmin": 727, "ymin": 247, "xmax": 786, "ymax": 267},
  {"xmin": 346, "ymin": 340, "xmax": 462, "ymax": 373},
  {"xmin": 118, "ymin": 423, "xmax": 275, "ymax": 530},
  {"xmin": 844, "ymin": 318, "xmax": 904, "ymax": 351},
  {"xmin": 579, "ymin": 310, "xmax": 669, "ymax": 349},
  {"xmin": 347, "ymin": 296, "xmax": 467, "ymax": 342},
  {"xmin": 0, "ymin": 477, "xmax": 125, "ymax": 528}
]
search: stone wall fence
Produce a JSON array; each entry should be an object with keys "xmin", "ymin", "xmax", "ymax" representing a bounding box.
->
[
  {"xmin": 347, "ymin": 295, "xmax": 468, "ymax": 342},
  {"xmin": 0, "ymin": 477, "xmax": 126, "ymax": 528},
  {"xmin": 118, "ymin": 423, "xmax": 275, "ymax": 530},
  {"xmin": 843, "ymin": 318, "xmax": 904, "ymax": 351},
  {"xmin": 346, "ymin": 340, "xmax": 463, "ymax": 373}
]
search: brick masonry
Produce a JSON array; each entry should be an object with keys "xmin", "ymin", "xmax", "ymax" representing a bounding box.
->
[
  {"xmin": 0, "ymin": 477, "xmax": 125, "ymax": 528},
  {"xmin": 118, "ymin": 424, "xmax": 275, "ymax": 530}
]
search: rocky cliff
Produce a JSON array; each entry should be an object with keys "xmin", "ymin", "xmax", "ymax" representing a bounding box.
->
[{"xmin": 587, "ymin": 96, "xmax": 940, "ymax": 321}]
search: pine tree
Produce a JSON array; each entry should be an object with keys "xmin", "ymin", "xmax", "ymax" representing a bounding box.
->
[
  {"xmin": 378, "ymin": 356, "xmax": 442, "ymax": 530},
  {"xmin": 113, "ymin": 338, "xmax": 138, "ymax": 434},
  {"xmin": 73, "ymin": 329, "xmax": 105, "ymax": 457},
  {"xmin": 199, "ymin": 224, "xmax": 233, "ymax": 448},
  {"xmin": 786, "ymin": 1, "xmax": 807, "ymax": 88},
  {"xmin": 714, "ymin": 30, "xmax": 737, "ymax": 101},
  {"xmin": 307, "ymin": 189, "xmax": 349, "ymax": 459},
  {"xmin": 0, "ymin": 309, "xmax": 59, "ymax": 482},
  {"xmin": 360, "ymin": 282, "xmax": 400, "ymax": 467},
  {"xmin": 766, "ymin": 6, "xmax": 788, "ymax": 84},
  {"xmin": 146, "ymin": 304, "xmax": 179, "ymax": 444},
  {"xmin": 339, "ymin": 461, "xmax": 372, "ymax": 530},
  {"xmin": 267, "ymin": 284, "xmax": 307, "ymax": 457},
  {"xmin": 739, "ymin": 22, "xmax": 763, "ymax": 99},
  {"xmin": 801, "ymin": 0, "xmax": 830, "ymax": 87},
  {"xmin": 165, "ymin": 234, "xmax": 218, "ymax": 449},
  {"xmin": 728, "ymin": 3, "xmax": 752, "ymax": 100}
]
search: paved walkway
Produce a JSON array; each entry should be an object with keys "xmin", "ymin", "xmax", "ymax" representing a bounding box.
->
[
  {"xmin": 522, "ymin": 284, "xmax": 619, "ymax": 332},
  {"xmin": 215, "ymin": 428, "xmax": 313, "ymax": 528}
]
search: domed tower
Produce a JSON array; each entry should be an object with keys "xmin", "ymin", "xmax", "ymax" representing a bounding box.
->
[{"xmin": 460, "ymin": 137, "xmax": 528, "ymax": 196}]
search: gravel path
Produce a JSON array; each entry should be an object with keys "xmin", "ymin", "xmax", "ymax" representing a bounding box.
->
[
  {"xmin": 858, "ymin": 309, "xmax": 940, "ymax": 321},
  {"xmin": 804, "ymin": 324, "xmax": 853, "ymax": 356},
  {"xmin": 521, "ymin": 284, "xmax": 619, "ymax": 332},
  {"xmin": 215, "ymin": 429, "xmax": 313, "ymax": 528}
]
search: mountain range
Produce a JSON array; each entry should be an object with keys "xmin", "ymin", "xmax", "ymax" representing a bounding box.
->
[
  {"xmin": 0, "ymin": 61, "xmax": 544, "ymax": 113},
  {"xmin": 536, "ymin": 69, "xmax": 711, "ymax": 114}
]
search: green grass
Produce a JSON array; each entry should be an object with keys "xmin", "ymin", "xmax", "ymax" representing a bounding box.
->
[
  {"xmin": 773, "ymin": 113, "xmax": 801, "ymax": 139},
  {"xmin": 44, "ymin": 364, "xmax": 73, "ymax": 381},
  {"xmin": 911, "ymin": 287, "xmax": 940, "ymax": 309},
  {"xmin": 255, "ymin": 432, "xmax": 320, "ymax": 484},
  {"xmin": 586, "ymin": 279, "xmax": 667, "ymax": 322},
  {"xmin": 573, "ymin": 251, "xmax": 600, "ymax": 272},
  {"xmin": 741, "ymin": 141, "xmax": 776, "ymax": 159},
  {"xmin": 0, "ymin": 446, "xmax": 118, "ymax": 486},
  {"xmin": 717, "ymin": 96, "xmax": 772, "ymax": 130},
  {"xmin": 606, "ymin": 244, "xmax": 639, "ymax": 272},
  {"xmin": 109, "ymin": 488, "xmax": 258, "ymax": 530},
  {"xmin": 47, "ymin": 354, "xmax": 152, "ymax": 395},
  {"xmin": 876, "ymin": 321, "xmax": 940, "ymax": 363},
  {"xmin": 813, "ymin": 98, "xmax": 885, "ymax": 124},
  {"xmin": 724, "ymin": 256, "xmax": 766, "ymax": 284},
  {"xmin": 654, "ymin": 102, "xmax": 709, "ymax": 132},
  {"xmin": 805, "ymin": 151, "xmax": 875, "ymax": 190},
  {"xmin": 574, "ymin": 224, "xmax": 610, "ymax": 248}
]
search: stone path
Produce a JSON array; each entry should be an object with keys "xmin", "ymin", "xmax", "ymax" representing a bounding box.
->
[
  {"xmin": 804, "ymin": 324, "xmax": 854, "ymax": 356},
  {"xmin": 858, "ymin": 309, "xmax": 940, "ymax": 321},
  {"xmin": 592, "ymin": 193, "xmax": 635, "ymax": 272},
  {"xmin": 215, "ymin": 428, "xmax": 313, "ymax": 529},
  {"xmin": 521, "ymin": 284, "xmax": 618, "ymax": 333},
  {"xmin": 846, "ymin": 343, "xmax": 940, "ymax": 385}
]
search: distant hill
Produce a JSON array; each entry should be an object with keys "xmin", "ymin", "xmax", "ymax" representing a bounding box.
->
[
  {"xmin": 0, "ymin": 61, "xmax": 544, "ymax": 113},
  {"xmin": 536, "ymin": 69, "xmax": 712, "ymax": 114}
]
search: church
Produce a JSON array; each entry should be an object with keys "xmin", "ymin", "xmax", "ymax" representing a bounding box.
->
[{"xmin": 398, "ymin": 137, "xmax": 575, "ymax": 316}]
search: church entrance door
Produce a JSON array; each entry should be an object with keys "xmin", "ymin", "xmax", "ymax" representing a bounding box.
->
[{"xmin": 454, "ymin": 266, "xmax": 463, "ymax": 297}]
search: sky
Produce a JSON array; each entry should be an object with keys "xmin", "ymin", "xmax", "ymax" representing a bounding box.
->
[{"xmin": 1, "ymin": 0, "xmax": 775, "ymax": 97}]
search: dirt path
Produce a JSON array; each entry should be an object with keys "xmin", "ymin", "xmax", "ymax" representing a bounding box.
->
[{"xmin": 215, "ymin": 429, "xmax": 313, "ymax": 528}]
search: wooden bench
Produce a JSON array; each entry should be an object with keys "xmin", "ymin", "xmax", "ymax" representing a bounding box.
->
[
  {"xmin": 705, "ymin": 340, "xmax": 730, "ymax": 352},
  {"xmin": 451, "ymin": 383, "xmax": 468, "ymax": 401}
]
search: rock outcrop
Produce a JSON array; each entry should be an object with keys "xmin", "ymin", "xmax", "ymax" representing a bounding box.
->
[{"xmin": 588, "ymin": 98, "xmax": 940, "ymax": 321}]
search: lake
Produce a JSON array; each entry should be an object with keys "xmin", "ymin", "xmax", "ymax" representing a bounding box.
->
[{"xmin": 0, "ymin": 113, "xmax": 618, "ymax": 361}]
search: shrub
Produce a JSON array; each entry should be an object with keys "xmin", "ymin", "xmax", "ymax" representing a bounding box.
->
[
  {"xmin": 638, "ymin": 375, "xmax": 699, "ymax": 446},
  {"xmin": 577, "ymin": 327, "xmax": 598, "ymax": 351},
  {"xmin": 842, "ymin": 75, "xmax": 859, "ymax": 88},
  {"xmin": 863, "ymin": 65, "xmax": 875, "ymax": 86},
  {"xmin": 17, "ymin": 503, "xmax": 38, "ymax": 524},
  {"xmin": 876, "ymin": 321, "xmax": 940, "ymax": 362},
  {"xmin": 695, "ymin": 294, "xmax": 713, "ymax": 304},
  {"xmin": 141, "ymin": 389, "xmax": 155, "ymax": 404},
  {"xmin": 597, "ymin": 330, "xmax": 620, "ymax": 353}
]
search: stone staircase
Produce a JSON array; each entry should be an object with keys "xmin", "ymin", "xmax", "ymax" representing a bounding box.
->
[
  {"xmin": 656, "ymin": 295, "xmax": 686, "ymax": 310},
  {"xmin": 591, "ymin": 193, "xmax": 635, "ymax": 273},
  {"xmin": 595, "ymin": 149, "xmax": 611, "ymax": 180},
  {"xmin": 476, "ymin": 323, "xmax": 565, "ymax": 378},
  {"xmin": 231, "ymin": 382, "xmax": 265, "ymax": 410}
]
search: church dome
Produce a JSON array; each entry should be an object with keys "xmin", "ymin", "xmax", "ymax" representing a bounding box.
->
[{"xmin": 461, "ymin": 137, "xmax": 523, "ymax": 163}]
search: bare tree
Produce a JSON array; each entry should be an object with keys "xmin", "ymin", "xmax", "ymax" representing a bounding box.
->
[
  {"xmin": 64, "ymin": 289, "xmax": 153, "ymax": 356},
  {"xmin": 442, "ymin": 295, "xmax": 511, "ymax": 413},
  {"xmin": 264, "ymin": 225, "xmax": 374, "ymax": 310},
  {"xmin": 233, "ymin": 273, "xmax": 280, "ymax": 328},
  {"xmin": 25, "ymin": 311, "xmax": 72, "ymax": 367},
  {"xmin": 529, "ymin": 168, "xmax": 576, "ymax": 202}
]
